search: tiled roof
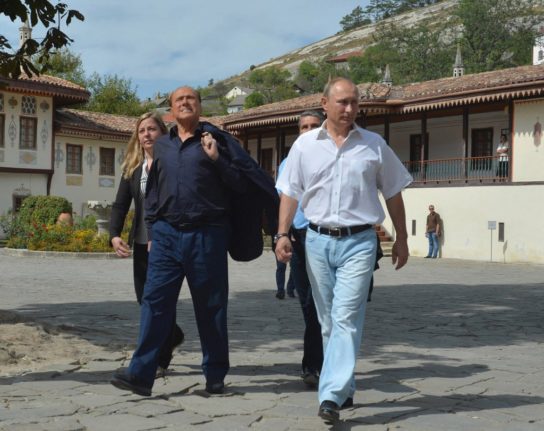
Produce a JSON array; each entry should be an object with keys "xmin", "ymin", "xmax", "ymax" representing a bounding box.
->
[
  {"xmin": 221, "ymin": 64, "xmax": 544, "ymax": 130},
  {"xmin": 55, "ymin": 108, "xmax": 136, "ymax": 141},
  {"xmin": 221, "ymin": 83, "xmax": 391, "ymax": 129},
  {"xmin": 0, "ymin": 74, "xmax": 89, "ymax": 106}
]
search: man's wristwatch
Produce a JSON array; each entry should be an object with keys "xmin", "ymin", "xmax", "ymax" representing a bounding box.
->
[{"xmin": 273, "ymin": 233, "xmax": 290, "ymax": 244}]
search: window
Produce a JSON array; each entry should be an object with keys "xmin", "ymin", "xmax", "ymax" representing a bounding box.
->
[
  {"xmin": 66, "ymin": 144, "xmax": 82, "ymax": 174},
  {"xmin": 99, "ymin": 147, "xmax": 115, "ymax": 176},
  {"xmin": 471, "ymin": 128, "xmax": 493, "ymax": 171},
  {"xmin": 20, "ymin": 117, "xmax": 37, "ymax": 150},
  {"xmin": 0, "ymin": 114, "xmax": 4, "ymax": 148}
]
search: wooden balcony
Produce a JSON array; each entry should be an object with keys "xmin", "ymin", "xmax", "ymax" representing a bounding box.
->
[{"xmin": 403, "ymin": 156, "xmax": 509, "ymax": 185}]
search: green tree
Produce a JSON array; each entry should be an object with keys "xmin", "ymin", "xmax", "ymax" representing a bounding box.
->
[
  {"xmin": 372, "ymin": 21, "xmax": 454, "ymax": 84},
  {"xmin": 248, "ymin": 66, "xmax": 298, "ymax": 103},
  {"xmin": 295, "ymin": 60, "xmax": 342, "ymax": 94},
  {"xmin": 85, "ymin": 73, "xmax": 149, "ymax": 116},
  {"xmin": 455, "ymin": 0, "xmax": 543, "ymax": 73},
  {"xmin": 347, "ymin": 46, "xmax": 392, "ymax": 84},
  {"xmin": 39, "ymin": 48, "xmax": 86, "ymax": 86},
  {"xmin": 0, "ymin": 0, "xmax": 84, "ymax": 78},
  {"xmin": 244, "ymin": 92, "xmax": 266, "ymax": 109},
  {"xmin": 339, "ymin": 6, "xmax": 371, "ymax": 31}
]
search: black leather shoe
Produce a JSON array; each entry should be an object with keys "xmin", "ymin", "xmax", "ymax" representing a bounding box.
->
[
  {"xmin": 318, "ymin": 400, "xmax": 339, "ymax": 423},
  {"xmin": 111, "ymin": 371, "xmax": 151, "ymax": 396},
  {"xmin": 424, "ymin": 255, "xmax": 432, "ymax": 258},
  {"xmin": 205, "ymin": 381, "xmax": 225, "ymax": 394},
  {"xmin": 275, "ymin": 291, "xmax": 285, "ymax": 299},
  {"xmin": 341, "ymin": 397, "xmax": 353, "ymax": 409},
  {"xmin": 302, "ymin": 369, "xmax": 319, "ymax": 388}
]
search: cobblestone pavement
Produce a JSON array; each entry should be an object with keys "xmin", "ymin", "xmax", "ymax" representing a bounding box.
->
[{"xmin": 1, "ymin": 249, "xmax": 543, "ymax": 430}]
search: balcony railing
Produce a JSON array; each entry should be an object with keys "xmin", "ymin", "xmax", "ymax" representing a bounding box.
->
[{"xmin": 403, "ymin": 156, "xmax": 509, "ymax": 184}]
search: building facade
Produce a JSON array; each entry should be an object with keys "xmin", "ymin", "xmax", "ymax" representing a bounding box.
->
[{"xmin": 221, "ymin": 64, "xmax": 544, "ymax": 264}]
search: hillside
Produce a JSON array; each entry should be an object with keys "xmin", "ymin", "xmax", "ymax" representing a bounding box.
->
[{"xmin": 218, "ymin": 0, "xmax": 459, "ymax": 89}]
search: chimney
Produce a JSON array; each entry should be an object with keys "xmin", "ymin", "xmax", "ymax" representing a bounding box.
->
[
  {"xmin": 453, "ymin": 44, "xmax": 464, "ymax": 77},
  {"xmin": 381, "ymin": 64, "xmax": 392, "ymax": 87}
]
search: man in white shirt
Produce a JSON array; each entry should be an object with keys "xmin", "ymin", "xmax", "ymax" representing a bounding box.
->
[{"xmin": 275, "ymin": 77, "xmax": 412, "ymax": 424}]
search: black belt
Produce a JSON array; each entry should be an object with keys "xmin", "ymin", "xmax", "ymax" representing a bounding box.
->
[{"xmin": 308, "ymin": 223, "xmax": 372, "ymax": 237}]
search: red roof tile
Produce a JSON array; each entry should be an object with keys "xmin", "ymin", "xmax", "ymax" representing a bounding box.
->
[{"xmin": 0, "ymin": 74, "xmax": 89, "ymax": 105}]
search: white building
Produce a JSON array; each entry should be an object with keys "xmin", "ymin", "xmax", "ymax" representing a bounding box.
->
[
  {"xmin": 0, "ymin": 75, "xmax": 134, "ymax": 223},
  {"xmin": 222, "ymin": 64, "xmax": 544, "ymax": 264}
]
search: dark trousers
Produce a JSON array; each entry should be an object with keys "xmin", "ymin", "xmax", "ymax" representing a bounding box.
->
[
  {"xmin": 133, "ymin": 243, "xmax": 184, "ymax": 369},
  {"xmin": 128, "ymin": 221, "xmax": 229, "ymax": 387},
  {"xmin": 291, "ymin": 228, "xmax": 323, "ymax": 373},
  {"xmin": 275, "ymin": 259, "xmax": 295, "ymax": 294}
]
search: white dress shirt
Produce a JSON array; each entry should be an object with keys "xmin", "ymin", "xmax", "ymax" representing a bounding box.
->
[{"xmin": 276, "ymin": 122, "xmax": 412, "ymax": 227}]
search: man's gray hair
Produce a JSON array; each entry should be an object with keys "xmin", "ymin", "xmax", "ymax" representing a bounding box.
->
[{"xmin": 298, "ymin": 110, "xmax": 325, "ymax": 127}]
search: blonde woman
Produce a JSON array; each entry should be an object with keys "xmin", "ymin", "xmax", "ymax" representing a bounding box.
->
[{"xmin": 109, "ymin": 112, "xmax": 184, "ymax": 376}]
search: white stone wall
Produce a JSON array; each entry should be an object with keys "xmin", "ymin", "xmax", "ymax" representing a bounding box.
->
[
  {"xmin": 381, "ymin": 184, "xmax": 544, "ymax": 264},
  {"xmin": 51, "ymin": 134, "xmax": 126, "ymax": 217},
  {"xmin": 512, "ymin": 99, "xmax": 544, "ymax": 182}
]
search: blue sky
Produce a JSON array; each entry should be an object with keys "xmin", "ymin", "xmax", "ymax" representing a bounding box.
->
[{"xmin": 1, "ymin": 1, "xmax": 369, "ymax": 100}]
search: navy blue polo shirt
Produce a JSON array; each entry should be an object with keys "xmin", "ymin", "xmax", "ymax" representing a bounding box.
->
[{"xmin": 144, "ymin": 123, "xmax": 247, "ymax": 237}]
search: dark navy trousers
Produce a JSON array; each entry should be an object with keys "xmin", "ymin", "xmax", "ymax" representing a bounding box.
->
[
  {"xmin": 128, "ymin": 220, "xmax": 230, "ymax": 388},
  {"xmin": 290, "ymin": 228, "xmax": 323, "ymax": 374}
]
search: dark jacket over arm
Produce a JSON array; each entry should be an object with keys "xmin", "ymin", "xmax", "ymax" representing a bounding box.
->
[{"xmin": 201, "ymin": 122, "xmax": 279, "ymax": 261}]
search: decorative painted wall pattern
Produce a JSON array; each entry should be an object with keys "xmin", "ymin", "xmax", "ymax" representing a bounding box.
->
[
  {"xmin": 21, "ymin": 96, "xmax": 36, "ymax": 114},
  {"xmin": 117, "ymin": 148, "xmax": 125, "ymax": 165},
  {"xmin": 85, "ymin": 146, "xmax": 96, "ymax": 171},
  {"xmin": 39, "ymin": 100, "xmax": 50, "ymax": 112},
  {"xmin": 55, "ymin": 142, "xmax": 64, "ymax": 168},
  {"xmin": 19, "ymin": 151, "xmax": 37, "ymax": 165},
  {"xmin": 41, "ymin": 120, "xmax": 48, "ymax": 148},
  {"xmin": 8, "ymin": 97, "xmax": 17, "ymax": 109},
  {"xmin": 99, "ymin": 177, "xmax": 115, "ymax": 188},
  {"xmin": 8, "ymin": 115, "xmax": 16, "ymax": 147}
]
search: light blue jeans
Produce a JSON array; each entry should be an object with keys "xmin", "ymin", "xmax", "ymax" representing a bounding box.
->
[
  {"xmin": 305, "ymin": 228, "xmax": 377, "ymax": 406},
  {"xmin": 427, "ymin": 232, "xmax": 439, "ymax": 258}
]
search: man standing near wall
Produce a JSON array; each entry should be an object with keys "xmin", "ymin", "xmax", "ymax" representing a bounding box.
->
[
  {"xmin": 425, "ymin": 204, "xmax": 441, "ymax": 258},
  {"xmin": 275, "ymin": 78, "xmax": 412, "ymax": 423}
]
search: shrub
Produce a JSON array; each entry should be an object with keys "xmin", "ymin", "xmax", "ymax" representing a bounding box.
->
[{"xmin": 5, "ymin": 195, "xmax": 111, "ymax": 252}]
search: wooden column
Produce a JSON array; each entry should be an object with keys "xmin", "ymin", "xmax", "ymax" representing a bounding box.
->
[
  {"xmin": 508, "ymin": 99, "xmax": 514, "ymax": 181},
  {"xmin": 243, "ymin": 131, "xmax": 249, "ymax": 153},
  {"xmin": 275, "ymin": 128, "xmax": 282, "ymax": 171},
  {"xmin": 421, "ymin": 112, "xmax": 428, "ymax": 181},
  {"xmin": 463, "ymin": 106, "xmax": 469, "ymax": 180},
  {"xmin": 384, "ymin": 114, "xmax": 390, "ymax": 145},
  {"xmin": 257, "ymin": 134, "xmax": 262, "ymax": 166}
]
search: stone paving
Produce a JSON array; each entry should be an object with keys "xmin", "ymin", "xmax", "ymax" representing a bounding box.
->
[{"xmin": 0, "ymin": 249, "xmax": 543, "ymax": 430}]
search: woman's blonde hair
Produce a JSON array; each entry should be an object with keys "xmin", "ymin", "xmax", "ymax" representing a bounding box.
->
[{"xmin": 121, "ymin": 112, "xmax": 168, "ymax": 179}]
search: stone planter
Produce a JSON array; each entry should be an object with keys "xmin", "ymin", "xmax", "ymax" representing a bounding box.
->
[{"xmin": 87, "ymin": 201, "xmax": 112, "ymax": 235}]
